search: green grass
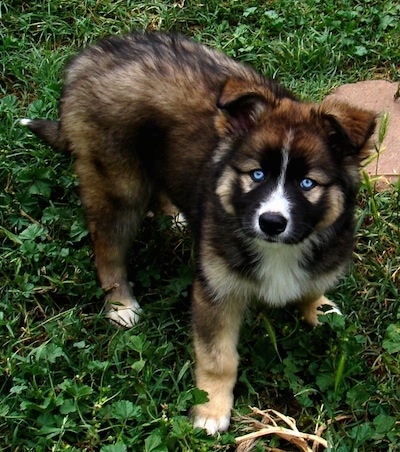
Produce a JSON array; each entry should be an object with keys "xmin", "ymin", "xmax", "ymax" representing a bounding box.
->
[{"xmin": 1, "ymin": 0, "xmax": 399, "ymax": 450}]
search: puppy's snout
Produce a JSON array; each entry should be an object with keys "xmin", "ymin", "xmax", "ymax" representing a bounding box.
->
[{"xmin": 259, "ymin": 212, "xmax": 288, "ymax": 236}]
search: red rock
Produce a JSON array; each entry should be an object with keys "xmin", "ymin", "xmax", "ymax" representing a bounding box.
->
[{"xmin": 327, "ymin": 80, "xmax": 400, "ymax": 187}]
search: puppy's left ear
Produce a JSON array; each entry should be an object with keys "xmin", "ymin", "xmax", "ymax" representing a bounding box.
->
[
  {"xmin": 320, "ymin": 99, "xmax": 376, "ymax": 161},
  {"xmin": 216, "ymin": 79, "xmax": 274, "ymax": 136}
]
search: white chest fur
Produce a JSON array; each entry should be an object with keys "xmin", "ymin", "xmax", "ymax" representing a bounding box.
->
[{"xmin": 202, "ymin": 239, "xmax": 342, "ymax": 307}]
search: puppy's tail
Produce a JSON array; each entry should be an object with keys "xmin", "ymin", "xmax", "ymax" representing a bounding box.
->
[{"xmin": 20, "ymin": 118, "xmax": 69, "ymax": 152}]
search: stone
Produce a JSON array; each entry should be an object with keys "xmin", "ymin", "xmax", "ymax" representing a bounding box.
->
[{"xmin": 327, "ymin": 80, "xmax": 400, "ymax": 186}]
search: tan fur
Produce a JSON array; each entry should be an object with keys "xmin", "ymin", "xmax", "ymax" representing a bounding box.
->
[
  {"xmin": 240, "ymin": 173, "xmax": 256, "ymax": 194},
  {"xmin": 299, "ymin": 295, "xmax": 342, "ymax": 326},
  {"xmin": 315, "ymin": 187, "xmax": 345, "ymax": 230},
  {"xmin": 215, "ymin": 168, "xmax": 237, "ymax": 215}
]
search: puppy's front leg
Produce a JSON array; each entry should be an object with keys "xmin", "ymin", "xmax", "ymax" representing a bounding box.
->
[
  {"xmin": 300, "ymin": 295, "xmax": 342, "ymax": 326},
  {"xmin": 190, "ymin": 279, "xmax": 245, "ymax": 434}
]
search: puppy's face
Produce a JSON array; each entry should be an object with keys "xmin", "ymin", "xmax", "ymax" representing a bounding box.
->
[
  {"xmin": 228, "ymin": 128, "xmax": 346, "ymax": 244},
  {"xmin": 214, "ymin": 93, "xmax": 375, "ymax": 245}
]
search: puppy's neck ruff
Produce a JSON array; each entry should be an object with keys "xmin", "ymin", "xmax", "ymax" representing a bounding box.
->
[
  {"xmin": 201, "ymin": 235, "xmax": 344, "ymax": 308},
  {"xmin": 251, "ymin": 239, "xmax": 340, "ymax": 305}
]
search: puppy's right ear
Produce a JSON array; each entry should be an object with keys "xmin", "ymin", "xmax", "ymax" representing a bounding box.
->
[{"xmin": 216, "ymin": 80, "xmax": 272, "ymax": 136}]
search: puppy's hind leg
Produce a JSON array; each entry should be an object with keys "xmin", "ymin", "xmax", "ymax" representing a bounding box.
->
[
  {"xmin": 76, "ymin": 157, "xmax": 151, "ymax": 328},
  {"xmin": 92, "ymin": 213, "xmax": 144, "ymax": 329}
]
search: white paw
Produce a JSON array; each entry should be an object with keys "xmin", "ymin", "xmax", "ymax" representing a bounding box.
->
[
  {"xmin": 322, "ymin": 305, "xmax": 343, "ymax": 317},
  {"xmin": 301, "ymin": 296, "xmax": 342, "ymax": 326},
  {"xmin": 168, "ymin": 212, "xmax": 187, "ymax": 231},
  {"xmin": 174, "ymin": 212, "xmax": 187, "ymax": 226},
  {"xmin": 106, "ymin": 299, "xmax": 142, "ymax": 328},
  {"xmin": 193, "ymin": 414, "xmax": 230, "ymax": 435}
]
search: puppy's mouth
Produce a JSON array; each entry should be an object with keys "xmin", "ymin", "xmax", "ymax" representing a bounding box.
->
[
  {"xmin": 258, "ymin": 233, "xmax": 300, "ymax": 245},
  {"xmin": 257, "ymin": 232, "xmax": 306, "ymax": 246}
]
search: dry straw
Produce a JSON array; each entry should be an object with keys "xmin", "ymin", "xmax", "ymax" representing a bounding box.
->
[{"xmin": 234, "ymin": 407, "xmax": 344, "ymax": 452}]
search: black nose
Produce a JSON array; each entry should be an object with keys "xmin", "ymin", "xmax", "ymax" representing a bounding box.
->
[{"xmin": 259, "ymin": 212, "xmax": 288, "ymax": 236}]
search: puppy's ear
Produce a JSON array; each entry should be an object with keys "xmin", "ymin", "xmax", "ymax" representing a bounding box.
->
[
  {"xmin": 320, "ymin": 99, "xmax": 376, "ymax": 161},
  {"xmin": 216, "ymin": 79, "xmax": 273, "ymax": 136}
]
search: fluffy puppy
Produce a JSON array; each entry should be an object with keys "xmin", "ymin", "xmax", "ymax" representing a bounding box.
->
[{"xmin": 22, "ymin": 32, "xmax": 376, "ymax": 434}]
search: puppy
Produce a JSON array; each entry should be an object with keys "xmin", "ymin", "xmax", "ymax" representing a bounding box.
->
[{"xmin": 22, "ymin": 32, "xmax": 375, "ymax": 434}]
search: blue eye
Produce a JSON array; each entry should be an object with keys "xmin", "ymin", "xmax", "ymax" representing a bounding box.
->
[
  {"xmin": 300, "ymin": 178, "xmax": 316, "ymax": 191},
  {"xmin": 250, "ymin": 169, "xmax": 265, "ymax": 182}
]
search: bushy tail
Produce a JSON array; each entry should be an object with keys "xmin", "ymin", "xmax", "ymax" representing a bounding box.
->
[{"xmin": 20, "ymin": 118, "xmax": 69, "ymax": 152}]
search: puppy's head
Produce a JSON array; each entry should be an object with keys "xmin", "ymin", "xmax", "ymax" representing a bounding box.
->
[{"xmin": 214, "ymin": 81, "xmax": 376, "ymax": 244}]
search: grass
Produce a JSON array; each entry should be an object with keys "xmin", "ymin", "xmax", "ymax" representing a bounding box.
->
[{"xmin": 1, "ymin": 0, "xmax": 399, "ymax": 450}]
